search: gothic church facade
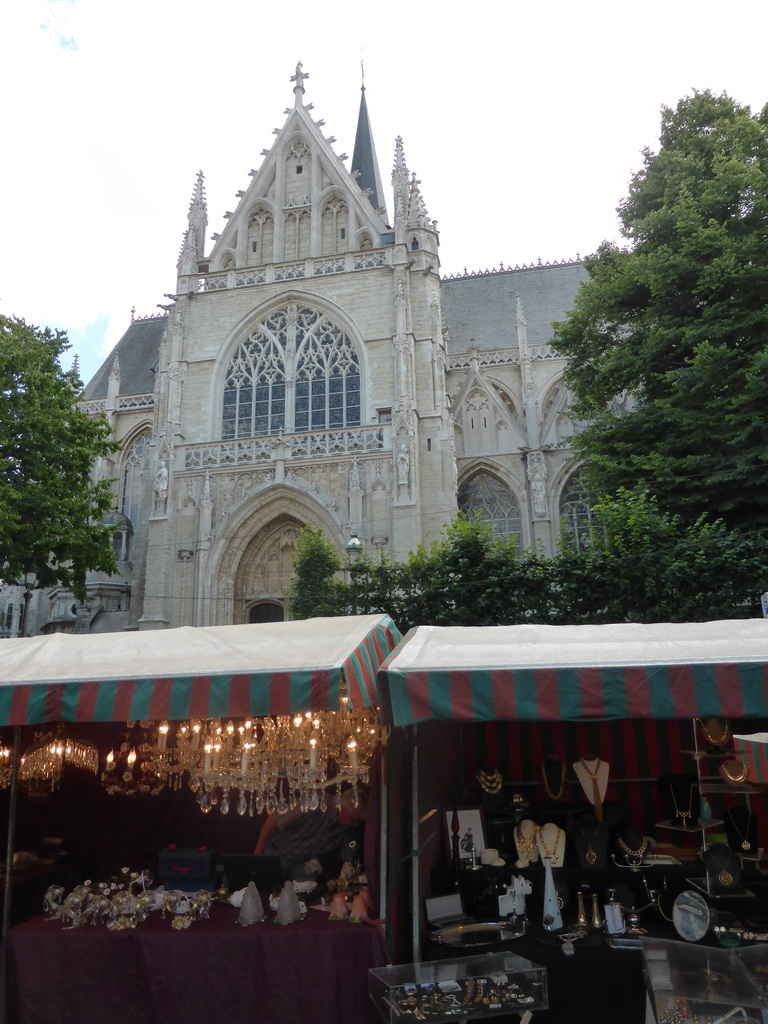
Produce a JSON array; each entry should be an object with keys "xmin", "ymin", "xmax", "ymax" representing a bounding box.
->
[{"xmin": 56, "ymin": 66, "xmax": 589, "ymax": 634}]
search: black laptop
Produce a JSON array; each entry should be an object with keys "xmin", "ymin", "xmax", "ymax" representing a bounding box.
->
[
  {"xmin": 424, "ymin": 891, "xmax": 475, "ymax": 930},
  {"xmin": 222, "ymin": 855, "xmax": 285, "ymax": 893}
]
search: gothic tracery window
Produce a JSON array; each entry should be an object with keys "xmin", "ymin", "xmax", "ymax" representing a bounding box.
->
[
  {"xmin": 458, "ymin": 472, "xmax": 523, "ymax": 549},
  {"xmin": 120, "ymin": 430, "xmax": 152, "ymax": 527},
  {"xmin": 559, "ymin": 473, "xmax": 596, "ymax": 551},
  {"xmin": 222, "ymin": 306, "xmax": 361, "ymax": 439}
]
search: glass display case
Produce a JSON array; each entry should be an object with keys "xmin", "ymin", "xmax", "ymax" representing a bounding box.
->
[
  {"xmin": 369, "ymin": 951, "xmax": 547, "ymax": 1023},
  {"xmin": 641, "ymin": 937, "xmax": 765, "ymax": 1024}
]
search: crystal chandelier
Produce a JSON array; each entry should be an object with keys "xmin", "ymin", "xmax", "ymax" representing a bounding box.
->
[
  {"xmin": 0, "ymin": 732, "xmax": 100, "ymax": 797},
  {"xmin": 104, "ymin": 697, "xmax": 386, "ymax": 815}
]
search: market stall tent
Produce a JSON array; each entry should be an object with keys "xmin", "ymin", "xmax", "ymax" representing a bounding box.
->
[
  {"xmin": 377, "ymin": 619, "xmax": 768, "ymax": 726},
  {"xmin": 0, "ymin": 614, "xmax": 400, "ymax": 936},
  {"xmin": 0, "ymin": 614, "xmax": 399, "ymax": 724},
  {"xmin": 375, "ymin": 618, "xmax": 768, "ymax": 961}
]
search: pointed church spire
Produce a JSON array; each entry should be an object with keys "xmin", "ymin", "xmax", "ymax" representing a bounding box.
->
[
  {"xmin": 186, "ymin": 170, "xmax": 207, "ymax": 263},
  {"xmin": 408, "ymin": 172, "xmax": 433, "ymax": 229},
  {"xmin": 351, "ymin": 69, "xmax": 386, "ymax": 218},
  {"xmin": 392, "ymin": 137, "xmax": 410, "ymax": 242}
]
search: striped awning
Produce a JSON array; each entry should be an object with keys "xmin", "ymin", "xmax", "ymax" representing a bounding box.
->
[
  {"xmin": 0, "ymin": 614, "xmax": 400, "ymax": 725},
  {"xmin": 377, "ymin": 620, "xmax": 768, "ymax": 727}
]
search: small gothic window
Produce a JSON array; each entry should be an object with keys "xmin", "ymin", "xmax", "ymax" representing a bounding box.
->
[
  {"xmin": 252, "ymin": 241, "xmax": 258, "ymax": 253},
  {"xmin": 458, "ymin": 472, "xmax": 523, "ymax": 549},
  {"xmin": 560, "ymin": 473, "xmax": 596, "ymax": 551},
  {"xmin": 296, "ymin": 166, "xmax": 303, "ymax": 174},
  {"xmin": 5, "ymin": 604, "xmax": 13, "ymax": 631},
  {"xmin": 411, "ymin": 238, "xmax": 419, "ymax": 250}
]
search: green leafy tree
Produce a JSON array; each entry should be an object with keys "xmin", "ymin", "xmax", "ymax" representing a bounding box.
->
[
  {"xmin": 288, "ymin": 525, "xmax": 347, "ymax": 619},
  {"xmin": 556, "ymin": 490, "xmax": 768, "ymax": 623},
  {"xmin": 290, "ymin": 502, "xmax": 767, "ymax": 630},
  {"xmin": 0, "ymin": 315, "xmax": 118, "ymax": 600},
  {"xmin": 554, "ymin": 91, "xmax": 768, "ymax": 532}
]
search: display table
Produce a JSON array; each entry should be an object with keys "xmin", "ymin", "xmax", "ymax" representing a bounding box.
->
[{"xmin": 0, "ymin": 903, "xmax": 390, "ymax": 1024}]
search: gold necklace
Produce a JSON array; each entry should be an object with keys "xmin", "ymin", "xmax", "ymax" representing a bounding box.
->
[
  {"xmin": 618, "ymin": 835, "xmax": 648, "ymax": 861},
  {"xmin": 727, "ymin": 807, "xmax": 753, "ymax": 852},
  {"xmin": 476, "ymin": 768, "xmax": 503, "ymax": 794},
  {"xmin": 540, "ymin": 759, "xmax": 566, "ymax": 801},
  {"xmin": 576, "ymin": 819, "xmax": 601, "ymax": 865},
  {"xmin": 697, "ymin": 717, "xmax": 730, "ymax": 746},
  {"xmin": 670, "ymin": 784, "xmax": 693, "ymax": 829},
  {"xmin": 514, "ymin": 823, "xmax": 539, "ymax": 862},
  {"xmin": 538, "ymin": 826, "xmax": 563, "ymax": 861},
  {"xmin": 579, "ymin": 757, "xmax": 605, "ymax": 821}
]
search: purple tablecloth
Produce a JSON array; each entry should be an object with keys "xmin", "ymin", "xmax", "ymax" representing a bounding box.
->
[{"xmin": 0, "ymin": 903, "xmax": 390, "ymax": 1024}]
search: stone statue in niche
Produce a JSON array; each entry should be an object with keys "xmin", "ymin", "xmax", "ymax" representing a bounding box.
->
[
  {"xmin": 397, "ymin": 444, "xmax": 411, "ymax": 491},
  {"xmin": 154, "ymin": 461, "xmax": 168, "ymax": 507},
  {"xmin": 526, "ymin": 452, "xmax": 548, "ymax": 519}
]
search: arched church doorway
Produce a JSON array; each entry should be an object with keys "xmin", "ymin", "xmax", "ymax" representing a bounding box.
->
[
  {"xmin": 232, "ymin": 514, "xmax": 302, "ymax": 624},
  {"xmin": 249, "ymin": 601, "xmax": 285, "ymax": 623}
]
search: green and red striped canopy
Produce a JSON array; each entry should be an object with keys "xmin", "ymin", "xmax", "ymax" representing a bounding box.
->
[
  {"xmin": 377, "ymin": 620, "xmax": 768, "ymax": 727},
  {"xmin": 0, "ymin": 615, "xmax": 400, "ymax": 726}
]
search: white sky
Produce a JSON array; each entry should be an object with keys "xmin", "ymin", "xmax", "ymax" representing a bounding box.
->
[{"xmin": 2, "ymin": 0, "xmax": 767, "ymax": 385}]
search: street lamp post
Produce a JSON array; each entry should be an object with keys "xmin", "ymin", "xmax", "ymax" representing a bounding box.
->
[{"xmin": 345, "ymin": 533, "xmax": 364, "ymax": 615}]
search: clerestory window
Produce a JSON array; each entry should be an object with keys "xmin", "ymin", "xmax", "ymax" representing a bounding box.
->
[{"xmin": 222, "ymin": 306, "xmax": 361, "ymax": 439}]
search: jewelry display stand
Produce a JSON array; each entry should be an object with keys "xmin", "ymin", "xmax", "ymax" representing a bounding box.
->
[
  {"xmin": 369, "ymin": 951, "xmax": 548, "ymax": 1023},
  {"xmin": 572, "ymin": 756, "xmax": 609, "ymax": 822},
  {"xmin": 663, "ymin": 719, "xmax": 760, "ymax": 903},
  {"xmin": 641, "ymin": 937, "xmax": 764, "ymax": 1024}
]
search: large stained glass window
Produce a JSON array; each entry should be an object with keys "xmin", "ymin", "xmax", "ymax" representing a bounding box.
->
[{"xmin": 222, "ymin": 306, "xmax": 360, "ymax": 439}]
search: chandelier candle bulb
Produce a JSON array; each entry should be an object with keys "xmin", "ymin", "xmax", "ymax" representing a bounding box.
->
[
  {"xmin": 309, "ymin": 737, "xmax": 317, "ymax": 770},
  {"xmin": 348, "ymin": 740, "xmax": 358, "ymax": 773},
  {"xmin": 158, "ymin": 723, "xmax": 169, "ymax": 752}
]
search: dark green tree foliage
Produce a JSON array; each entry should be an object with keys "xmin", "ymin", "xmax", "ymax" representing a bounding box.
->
[
  {"xmin": 0, "ymin": 315, "xmax": 118, "ymax": 599},
  {"xmin": 296, "ymin": 497, "xmax": 768, "ymax": 632},
  {"xmin": 554, "ymin": 91, "xmax": 768, "ymax": 532},
  {"xmin": 288, "ymin": 525, "xmax": 347, "ymax": 619}
]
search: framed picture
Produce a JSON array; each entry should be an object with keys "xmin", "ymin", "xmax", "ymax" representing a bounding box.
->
[{"xmin": 444, "ymin": 806, "xmax": 487, "ymax": 861}]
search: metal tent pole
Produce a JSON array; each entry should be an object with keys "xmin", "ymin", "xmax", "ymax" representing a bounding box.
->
[{"xmin": 2, "ymin": 726, "xmax": 22, "ymax": 939}]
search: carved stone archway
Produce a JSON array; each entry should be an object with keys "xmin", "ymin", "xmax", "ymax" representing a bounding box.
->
[
  {"xmin": 232, "ymin": 514, "xmax": 301, "ymax": 623},
  {"xmin": 204, "ymin": 486, "xmax": 346, "ymax": 626}
]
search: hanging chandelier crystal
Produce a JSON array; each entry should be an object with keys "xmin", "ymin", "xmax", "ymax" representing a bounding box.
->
[
  {"xmin": 4, "ymin": 733, "xmax": 100, "ymax": 797},
  {"xmin": 103, "ymin": 697, "xmax": 386, "ymax": 815}
]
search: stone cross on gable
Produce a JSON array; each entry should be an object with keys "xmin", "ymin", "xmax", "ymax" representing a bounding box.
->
[{"xmin": 291, "ymin": 62, "xmax": 309, "ymax": 89}]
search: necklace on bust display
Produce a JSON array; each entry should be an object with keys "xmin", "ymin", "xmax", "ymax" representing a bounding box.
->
[
  {"xmin": 538, "ymin": 826, "xmax": 563, "ymax": 862},
  {"xmin": 727, "ymin": 806, "xmax": 753, "ymax": 852},
  {"xmin": 578, "ymin": 757, "xmax": 605, "ymax": 821},
  {"xmin": 476, "ymin": 767, "xmax": 503, "ymax": 795},
  {"xmin": 576, "ymin": 819, "xmax": 602, "ymax": 865},
  {"xmin": 705, "ymin": 844, "xmax": 740, "ymax": 888},
  {"xmin": 514, "ymin": 823, "xmax": 540, "ymax": 864},
  {"xmin": 539, "ymin": 759, "xmax": 566, "ymax": 801},
  {"xmin": 670, "ymin": 784, "xmax": 694, "ymax": 829}
]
